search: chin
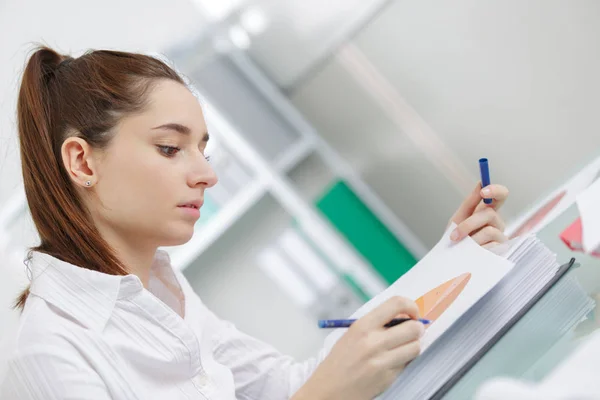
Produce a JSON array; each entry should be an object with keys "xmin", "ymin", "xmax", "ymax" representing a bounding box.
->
[{"xmin": 160, "ymin": 227, "xmax": 195, "ymax": 247}]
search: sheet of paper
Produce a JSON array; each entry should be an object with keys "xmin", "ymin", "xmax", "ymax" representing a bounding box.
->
[
  {"xmin": 324, "ymin": 224, "xmax": 514, "ymax": 352},
  {"xmin": 577, "ymin": 177, "xmax": 600, "ymax": 253}
]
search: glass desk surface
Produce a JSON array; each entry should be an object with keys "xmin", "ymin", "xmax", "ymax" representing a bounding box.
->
[{"xmin": 444, "ymin": 203, "xmax": 600, "ymax": 399}]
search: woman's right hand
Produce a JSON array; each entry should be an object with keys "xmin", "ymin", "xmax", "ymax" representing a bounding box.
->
[{"xmin": 293, "ymin": 296, "xmax": 425, "ymax": 400}]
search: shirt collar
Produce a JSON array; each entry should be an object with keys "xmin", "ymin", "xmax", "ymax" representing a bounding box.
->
[{"xmin": 27, "ymin": 250, "xmax": 174, "ymax": 332}]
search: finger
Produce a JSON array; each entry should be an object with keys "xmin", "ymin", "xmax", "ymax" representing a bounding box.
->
[
  {"xmin": 451, "ymin": 208, "xmax": 505, "ymax": 242},
  {"xmin": 475, "ymin": 200, "xmax": 499, "ymax": 213},
  {"xmin": 470, "ymin": 226, "xmax": 508, "ymax": 246},
  {"xmin": 381, "ymin": 340, "xmax": 421, "ymax": 371},
  {"xmin": 450, "ymin": 182, "xmax": 483, "ymax": 225},
  {"xmin": 381, "ymin": 320, "xmax": 425, "ymax": 350},
  {"xmin": 474, "ymin": 196, "xmax": 505, "ymax": 213},
  {"xmin": 483, "ymin": 241, "xmax": 501, "ymax": 250},
  {"xmin": 452, "ymin": 207, "xmax": 500, "ymax": 241},
  {"xmin": 479, "ymin": 184, "xmax": 509, "ymax": 210},
  {"xmin": 360, "ymin": 297, "xmax": 419, "ymax": 329}
]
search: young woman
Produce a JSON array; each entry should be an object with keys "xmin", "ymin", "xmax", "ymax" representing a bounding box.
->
[{"xmin": 1, "ymin": 47, "xmax": 509, "ymax": 400}]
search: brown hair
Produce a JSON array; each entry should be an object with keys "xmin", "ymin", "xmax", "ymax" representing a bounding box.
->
[{"xmin": 14, "ymin": 46, "xmax": 185, "ymax": 309}]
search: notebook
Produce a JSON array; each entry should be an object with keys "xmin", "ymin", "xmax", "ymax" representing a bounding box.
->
[{"xmin": 323, "ymin": 225, "xmax": 591, "ymax": 399}]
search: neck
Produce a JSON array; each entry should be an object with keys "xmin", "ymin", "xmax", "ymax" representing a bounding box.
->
[
  {"xmin": 113, "ymin": 242, "xmax": 157, "ymax": 288},
  {"xmin": 96, "ymin": 226, "xmax": 157, "ymax": 288}
]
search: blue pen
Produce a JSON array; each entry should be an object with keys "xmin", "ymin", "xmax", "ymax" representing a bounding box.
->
[
  {"xmin": 318, "ymin": 318, "xmax": 431, "ymax": 329},
  {"xmin": 479, "ymin": 158, "xmax": 493, "ymax": 205}
]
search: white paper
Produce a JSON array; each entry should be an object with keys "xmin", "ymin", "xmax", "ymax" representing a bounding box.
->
[
  {"xmin": 324, "ymin": 224, "xmax": 514, "ymax": 352},
  {"xmin": 577, "ymin": 176, "xmax": 600, "ymax": 253}
]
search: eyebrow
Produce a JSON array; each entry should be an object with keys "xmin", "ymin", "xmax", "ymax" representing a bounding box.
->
[{"xmin": 152, "ymin": 123, "xmax": 209, "ymax": 142}]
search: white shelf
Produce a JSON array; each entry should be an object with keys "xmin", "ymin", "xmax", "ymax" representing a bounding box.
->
[
  {"xmin": 227, "ymin": 50, "xmax": 429, "ymax": 259},
  {"xmin": 273, "ymin": 137, "xmax": 316, "ymax": 173},
  {"xmin": 169, "ymin": 179, "xmax": 268, "ymax": 271},
  {"xmin": 203, "ymin": 104, "xmax": 389, "ymax": 296}
]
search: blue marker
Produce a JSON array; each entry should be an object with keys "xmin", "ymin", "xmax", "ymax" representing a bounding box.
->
[
  {"xmin": 479, "ymin": 158, "xmax": 492, "ymax": 205},
  {"xmin": 318, "ymin": 318, "xmax": 431, "ymax": 329}
]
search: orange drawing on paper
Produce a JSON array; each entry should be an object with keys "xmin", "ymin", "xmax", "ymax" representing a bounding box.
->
[{"xmin": 415, "ymin": 272, "xmax": 471, "ymax": 325}]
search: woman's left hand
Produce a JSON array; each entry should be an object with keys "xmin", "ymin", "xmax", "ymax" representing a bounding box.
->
[{"xmin": 448, "ymin": 182, "xmax": 509, "ymax": 249}]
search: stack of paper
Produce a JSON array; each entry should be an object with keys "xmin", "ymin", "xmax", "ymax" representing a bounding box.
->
[
  {"xmin": 449, "ymin": 274, "xmax": 595, "ymax": 399},
  {"xmin": 323, "ymin": 225, "xmax": 590, "ymax": 399}
]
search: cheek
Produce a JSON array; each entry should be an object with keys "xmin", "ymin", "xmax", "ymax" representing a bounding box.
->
[{"xmin": 96, "ymin": 149, "xmax": 179, "ymax": 222}]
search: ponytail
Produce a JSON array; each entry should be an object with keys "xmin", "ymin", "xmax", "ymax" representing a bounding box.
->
[{"xmin": 14, "ymin": 46, "xmax": 182, "ymax": 310}]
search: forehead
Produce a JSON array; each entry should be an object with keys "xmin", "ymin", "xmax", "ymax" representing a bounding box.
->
[{"xmin": 121, "ymin": 79, "xmax": 207, "ymax": 133}]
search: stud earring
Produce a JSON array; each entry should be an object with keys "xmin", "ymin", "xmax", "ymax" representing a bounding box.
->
[{"xmin": 85, "ymin": 180, "xmax": 91, "ymax": 187}]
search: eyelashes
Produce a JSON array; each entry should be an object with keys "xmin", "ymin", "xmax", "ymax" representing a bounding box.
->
[
  {"xmin": 157, "ymin": 145, "xmax": 181, "ymax": 157},
  {"xmin": 157, "ymin": 145, "xmax": 211, "ymax": 162}
]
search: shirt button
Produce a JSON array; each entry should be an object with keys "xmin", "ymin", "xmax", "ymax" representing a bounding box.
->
[
  {"xmin": 193, "ymin": 374, "xmax": 208, "ymax": 386},
  {"xmin": 193, "ymin": 374, "xmax": 216, "ymax": 395}
]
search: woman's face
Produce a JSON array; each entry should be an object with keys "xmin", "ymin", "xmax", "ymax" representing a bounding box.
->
[{"xmin": 88, "ymin": 79, "xmax": 218, "ymax": 249}]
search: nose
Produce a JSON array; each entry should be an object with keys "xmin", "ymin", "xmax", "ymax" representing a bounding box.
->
[{"xmin": 188, "ymin": 155, "xmax": 218, "ymax": 189}]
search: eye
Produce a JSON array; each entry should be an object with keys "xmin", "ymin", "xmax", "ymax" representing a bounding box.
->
[{"xmin": 157, "ymin": 145, "xmax": 180, "ymax": 157}]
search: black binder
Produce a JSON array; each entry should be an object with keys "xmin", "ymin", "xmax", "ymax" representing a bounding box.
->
[{"xmin": 429, "ymin": 257, "xmax": 578, "ymax": 400}]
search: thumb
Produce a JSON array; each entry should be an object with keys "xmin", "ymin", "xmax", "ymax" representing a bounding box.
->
[{"xmin": 451, "ymin": 182, "xmax": 483, "ymax": 225}]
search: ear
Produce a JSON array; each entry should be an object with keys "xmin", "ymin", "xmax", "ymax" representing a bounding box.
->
[{"xmin": 61, "ymin": 137, "xmax": 98, "ymax": 188}]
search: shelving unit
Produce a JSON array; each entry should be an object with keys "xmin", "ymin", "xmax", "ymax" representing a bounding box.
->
[
  {"xmin": 158, "ymin": 28, "xmax": 432, "ymax": 342},
  {"xmin": 193, "ymin": 103, "xmax": 391, "ymax": 297}
]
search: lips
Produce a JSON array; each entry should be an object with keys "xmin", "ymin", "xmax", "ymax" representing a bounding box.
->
[
  {"xmin": 177, "ymin": 200, "xmax": 203, "ymax": 209},
  {"xmin": 179, "ymin": 204, "xmax": 199, "ymax": 209},
  {"xmin": 177, "ymin": 200, "xmax": 202, "ymax": 220}
]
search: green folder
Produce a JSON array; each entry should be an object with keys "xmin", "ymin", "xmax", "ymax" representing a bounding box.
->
[{"xmin": 316, "ymin": 180, "xmax": 417, "ymax": 285}]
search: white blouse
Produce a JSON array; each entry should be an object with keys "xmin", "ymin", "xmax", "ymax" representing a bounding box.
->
[{"xmin": 1, "ymin": 250, "xmax": 325, "ymax": 399}]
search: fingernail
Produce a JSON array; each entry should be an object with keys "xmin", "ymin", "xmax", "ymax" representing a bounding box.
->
[
  {"xmin": 450, "ymin": 230, "xmax": 460, "ymax": 241},
  {"xmin": 481, "ymin": 188, "xmax": 491, "ymax": 196}
]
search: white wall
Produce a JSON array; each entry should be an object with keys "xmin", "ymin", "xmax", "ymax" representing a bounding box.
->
[{"xmin": 287, "ymin": 0, "xmax": 600, "ymax": 246}]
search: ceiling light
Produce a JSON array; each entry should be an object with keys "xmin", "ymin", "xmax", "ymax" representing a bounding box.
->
[{"xmin": 239, "ymin": 6, "xmax": 268, "ymax": 35}]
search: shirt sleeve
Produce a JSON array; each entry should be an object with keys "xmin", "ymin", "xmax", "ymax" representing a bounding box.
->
[
  {"xmin": 1, "ymin": 346, "xmax": 112, "ymax": 400},
  {"xmin": 203, "ymin": 306, "xmax": 329, "ymax": 400}
]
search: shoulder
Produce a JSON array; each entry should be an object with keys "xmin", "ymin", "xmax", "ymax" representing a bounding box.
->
[
  {"xmin": 12, "ymin": 295, "xmax": 98, "ymax": 359},
  {"xmin": 2, "ymin": 297, "xmax": 108, "ymax": 399}
]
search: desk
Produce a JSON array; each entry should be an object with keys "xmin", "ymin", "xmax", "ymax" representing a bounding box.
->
[{"xmin": 445, "ymin": 204, "xmax": 600, "ymax": 399}]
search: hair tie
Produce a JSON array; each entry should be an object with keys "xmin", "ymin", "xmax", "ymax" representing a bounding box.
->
[{"xmin": 58, "ymin": 58, "xmax": 74, "ymax": 69}]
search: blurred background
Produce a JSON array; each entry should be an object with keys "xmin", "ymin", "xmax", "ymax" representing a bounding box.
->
[{"xmin": 2, "ymin": 0, "xmax": 600, "ymax": 379}]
